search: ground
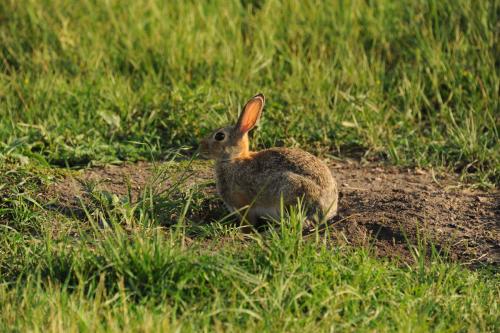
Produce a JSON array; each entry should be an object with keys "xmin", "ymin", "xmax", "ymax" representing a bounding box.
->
[{"xmin": 44, "ymin": 159, "xmax": 500, "ymax": 267}]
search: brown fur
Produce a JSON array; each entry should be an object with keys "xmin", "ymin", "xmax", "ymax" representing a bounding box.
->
[{"xmin": 199, "ymin": 94, "xmax": 338, "ymax": 225}]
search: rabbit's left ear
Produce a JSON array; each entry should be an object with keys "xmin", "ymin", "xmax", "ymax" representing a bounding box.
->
[{"xmin": 235, "ymin": 93, "xmax": 265, "ymax": 134}]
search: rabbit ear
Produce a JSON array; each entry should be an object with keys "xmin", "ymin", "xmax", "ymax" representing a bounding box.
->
[{"xmin": 235, "ymin": 93, "xmax": 265, "ymax": 134}]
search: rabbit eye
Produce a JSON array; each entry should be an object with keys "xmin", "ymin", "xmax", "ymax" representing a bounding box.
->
[{"xmin": 214, "ymin": 132, "xmax": 225, "ymax": 141}]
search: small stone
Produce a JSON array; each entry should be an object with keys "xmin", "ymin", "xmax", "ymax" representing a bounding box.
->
[
  {"xmin": 476, "ymin": 196, "xmax": 488, "ymax": 203},
  {"xmin": 415, "ymin": 168, "xmax": 426, "ymax": 175}
]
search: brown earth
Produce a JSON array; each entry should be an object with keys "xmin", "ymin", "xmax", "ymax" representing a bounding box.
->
[{"xmin": 43, "ymin": 160, "xmax": 500, "ymax": 267}]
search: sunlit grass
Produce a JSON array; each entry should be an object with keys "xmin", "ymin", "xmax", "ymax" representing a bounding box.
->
[
  {"xmin": 0, "ymin": 0, "xmax": 499, "ymax": 331},
  {"xmin": 0, "ymin": 0, "xmax": 498, "ymax": 185},
  {"xmin": 0, "ymin": 156, "xmax": 498, "ymax": 332}
]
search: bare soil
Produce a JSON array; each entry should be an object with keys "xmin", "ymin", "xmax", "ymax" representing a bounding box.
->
[{"xmin": 43, "ymin": 160, "xmax": 500, "ymax": 267}]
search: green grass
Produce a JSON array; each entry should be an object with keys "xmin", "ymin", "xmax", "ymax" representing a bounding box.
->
[
  {"xmin": 1, "ymin": 163, "xmax": 499, "ymax": 332},
  {"xmin": 0, "ymin": 0, "xmax": 499, "ymax": 331},
  {"xmin": 1, "ymin": 157, "xmax": 499, "ymax": 332},
  {"xmin": 1, "ymin": 0, "xmax": 498, "ymax": 184}
]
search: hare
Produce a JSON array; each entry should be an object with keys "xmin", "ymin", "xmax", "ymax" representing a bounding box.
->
[{"xmin": 199, "ymin": 93, "xmax": 338, "ymax": 227}]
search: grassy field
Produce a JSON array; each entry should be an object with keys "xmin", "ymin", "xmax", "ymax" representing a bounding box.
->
[{"xmin": 1, "ymin": 0, "xmax": 499, "ymax": 331}]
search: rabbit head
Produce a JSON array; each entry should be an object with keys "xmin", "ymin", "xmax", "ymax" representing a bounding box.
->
[{"xmin": 199, "ymin": 94, "xmax": 265, "ymax": 161}]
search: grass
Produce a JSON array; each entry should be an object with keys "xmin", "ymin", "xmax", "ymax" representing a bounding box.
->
[
  {"xmin": 0, "ymin": 0, "xmax": 499, "ymax": 331},
  {"xmin": 1, "ymin": 162, "xmax": 499, "ymax": 332},
  {"xmin": 1, "ymin": 0, "xmax": 498, "ymax": 184},
  {"xmin": 1, "ymin": 156, "xmax": 499, "ymax": 332}
]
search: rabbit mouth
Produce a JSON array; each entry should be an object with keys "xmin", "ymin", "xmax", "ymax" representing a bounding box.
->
[
  {"xmin": 198, "ymin": 141, "xmax": 210, "ymax": 159},
  {"xmin": 198, "ymin": 146, "xmax": 212, "ymax": 160},
  {"xmin": 199, "ymin": 151, "xmax": 211, "ymax": 159}
]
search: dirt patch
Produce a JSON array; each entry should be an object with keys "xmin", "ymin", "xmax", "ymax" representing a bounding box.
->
[
  {"xmin": 42, "ymin": 160, "xmax": 500, "ymax": 266},
  {"xmin": 329, "ymin": 161, "xmax": 499, "ymax": 266}
]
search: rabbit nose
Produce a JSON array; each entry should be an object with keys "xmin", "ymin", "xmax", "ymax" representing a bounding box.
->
[
  {"xmin": 199, "ymin": 140, "xmax": 210, "ymax": 159},
  {"xmin": 200, "ymin": 140, "xmax": 208, "ymax": 150},
  {"xmin": 199, "ymin": 140, "xmax": 210, "ymax": 154}
]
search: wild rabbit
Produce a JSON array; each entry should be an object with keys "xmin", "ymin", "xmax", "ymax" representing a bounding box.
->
[{"xmin": 200, "ymin": 94, "xmax": 338, "ymax": 227}]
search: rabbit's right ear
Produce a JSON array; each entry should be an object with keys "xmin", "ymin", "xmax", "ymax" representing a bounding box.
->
[{"xmin": 235, "ymin": 94, "xmax": 265, "ymax": 134}]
